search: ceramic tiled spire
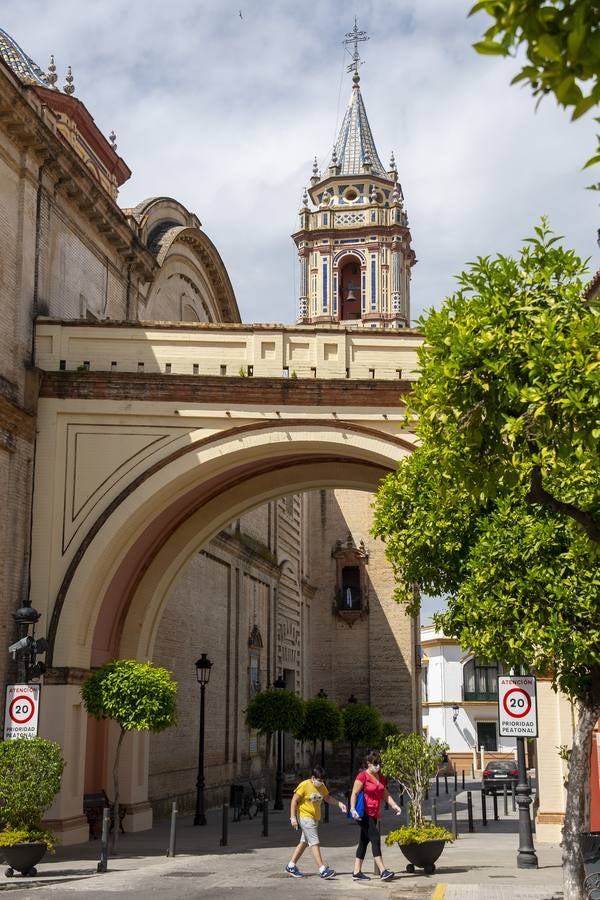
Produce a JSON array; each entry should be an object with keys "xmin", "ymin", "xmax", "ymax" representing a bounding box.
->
[{"xmin": 332, "ymin": 72, "xmax": 386, "ymax": 178}]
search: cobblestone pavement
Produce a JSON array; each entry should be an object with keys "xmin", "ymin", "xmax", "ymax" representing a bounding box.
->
[{"xmin": 0, "ymin": 781, "xmax": 563, "ymax": 899}]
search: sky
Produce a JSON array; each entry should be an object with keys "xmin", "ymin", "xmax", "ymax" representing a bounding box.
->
[
  {"xmin": 4, "ymin": 3, "xmax": 598, "ymax": 623},
  {"xmin": 4, "ymin": 0, "xmax": 599, "ymax": 330}
]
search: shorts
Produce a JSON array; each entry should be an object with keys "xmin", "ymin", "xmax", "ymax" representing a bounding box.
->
[{"xmin": 298, "ymin": 816, "xmax": 320, "ymax": 846}]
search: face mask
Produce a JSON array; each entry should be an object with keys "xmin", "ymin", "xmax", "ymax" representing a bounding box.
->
[
  {"xmin": 370, "ymin": 764, "xmax": 380, "ymax": 773},
  {"xmin": 313, "ymin": 779, "xmax": 323, "ymax": 787}
]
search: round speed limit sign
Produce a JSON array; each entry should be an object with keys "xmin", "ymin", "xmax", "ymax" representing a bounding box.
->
[
  {"xmin": 9, "ymin": 694, "xmax": 36, "ymax": 724},
  {"xmin": 4, "ymin": 684, "xmax": 41, "ymax": 739},
  {"xmin": 498, "ymin": 675, "xmax": 537, "ymax": 737},
  {"xmin": 502, "ymin": 688, "xmax": 532, "ymax": 719}
]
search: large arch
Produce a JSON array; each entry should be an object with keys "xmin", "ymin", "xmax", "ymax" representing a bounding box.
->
[{"xmin": 47, "ymin": 420, "xmax": 412, "ymax": 669}]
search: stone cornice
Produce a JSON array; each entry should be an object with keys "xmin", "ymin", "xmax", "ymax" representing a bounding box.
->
[{"xmin": 0, "ymin": 64, "xmax": 156, "ymax": 282}]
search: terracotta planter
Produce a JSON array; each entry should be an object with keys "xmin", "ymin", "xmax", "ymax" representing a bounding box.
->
[
  {"xmin": 2, "ymin": 841, "xmax": 47, "ymax": 877},
  {"xmin": 398, "ymin": 838, "xmax": 446, "ymax": 875}
]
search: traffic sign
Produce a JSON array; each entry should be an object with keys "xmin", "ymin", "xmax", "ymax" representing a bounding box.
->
[
  {"xmin": 498, "ymin": 675, "xmax": 537, "ymax": 738},
  {"xmin": 3, "ymin": 684, "xmax": 40, "ymax": 740}
]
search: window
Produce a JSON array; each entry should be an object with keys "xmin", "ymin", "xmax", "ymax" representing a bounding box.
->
[
  {"xmin": 421, "ymin": 667, "xmax": 428, "ymax": 703},
  {"xmin": 340, "ymin": 565, "xmax": 361, "ymax": 609},
  {"xmin": 463, "ymin": 657, "xmax": 501, "ymax": 701},
  {"xmin": 477, "ymin": 721, "xmax": 497, "ymax": 751}
]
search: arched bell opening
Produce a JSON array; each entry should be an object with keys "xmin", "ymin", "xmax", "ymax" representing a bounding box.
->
[{"xmin": 338, "ymin": 257, "xmax": 362, "ymax": 321}]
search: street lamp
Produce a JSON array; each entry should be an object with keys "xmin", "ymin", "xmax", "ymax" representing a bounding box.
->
[
  {"xmin": 316, "ymin": 689, "xmax": 327, "ymax": 767},
  {"xmin": 273, "ymin": 675, "xmax": 286, "ymax": 811},
  {"xmin": 451, "ymin": 704, "xmax": 460, "ymax": 723},
  {"xmin": 11, "ymin": 604, "xmax": 45, "ymax": 683},
  {"xmin": 193, "ymin": 653, "xmax": 213, "ymax": 826}
]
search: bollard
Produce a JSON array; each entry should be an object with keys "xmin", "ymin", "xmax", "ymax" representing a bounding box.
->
[
  {"xmin": 451, "ymin": 797, "xmax": 458, "ymax": 839},
  {"xmin": 262, "ymin": 797, "xmax": 269, "ymax": 838},
  {"xmin": 425, "ymin": 783, "xmax": 429, "ymax": 800},
  {"xmin": 435, "ymin": 774, "xmax": 439, "ymax": 797},
  {"xmin": 481, "ymin": 789, "xmax": 487, "ymax": 826},
  {"xmin": 220, "ymin": 802, "xmax": 229, "ymax": 847},
  {"xmin": 503, "ymin": 784, "xmax": 508, "ymax": 817},
  {"xmin": 432, "ymin": 798, "xmax": 437, "ymax": 825},
  {"xmin": 493, "ymin": 791, "xmax": 499, "ymax": 821},
  {"xmin": 467, "ymin": 791, "xmax": 474, "ymax": 833},
  {"xmin": 399, "ymin": 790, "xmax": 404, "ymax": 807},
  {"xmin": 454, "ymin": 770, "xmax": 458, "ymax": 793},
  {"xmin": 511, "ymin": 782, "xmax": 516, "ymax": 812},
  {"xmin": 462, "ymin": 769, "xmax": 465, "ymax": 790},
  {"xmin": 97, "ymin": 807, "xmax": 110, "ymax": 873},
  {"xmin": 324, "ymin": 800, "xmax": 329, "ymax": 824},
  {"xmin": 167, "ymin": 801, "xmax": 177, "ymax": 857},
  {"xmin": 444, "ymin": 775, "xmax": 448, "ymax": 795}
]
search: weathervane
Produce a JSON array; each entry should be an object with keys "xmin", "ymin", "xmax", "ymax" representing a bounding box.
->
[{"xmin": 343, "ymin": 17, "xmax": 369, "ymax": 76}]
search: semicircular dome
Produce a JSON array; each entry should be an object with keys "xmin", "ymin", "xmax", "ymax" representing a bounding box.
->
[{"xmin": 0, "ymin": 27, "xmax": 52, "ymax": 87}]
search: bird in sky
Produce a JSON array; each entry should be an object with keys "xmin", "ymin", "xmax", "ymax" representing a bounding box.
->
[{"xmin": 239, "ymin": 9, "xmax": 243, "ymax": 18}]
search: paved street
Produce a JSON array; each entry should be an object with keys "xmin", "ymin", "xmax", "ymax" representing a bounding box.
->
[{"xmin": 0, "ymin": 782, "xmax": 563, "ymax": 899}]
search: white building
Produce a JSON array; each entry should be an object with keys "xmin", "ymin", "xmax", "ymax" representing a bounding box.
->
[{"xmin": 421, "ymin": 625, "xmax": 516, "ymax": 774}]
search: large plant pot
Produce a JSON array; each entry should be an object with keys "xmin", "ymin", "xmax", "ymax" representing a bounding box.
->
[
  {"xmin": 580, "ymin": 832, "xmax": 600, "ymax": 899},
  {"xmin": 2, "ymin": 842, "xmax": 47, "ymax": 877},
  {"xmin": 398, "ymin": 839, "xmax": 445, "ymax": 875}
]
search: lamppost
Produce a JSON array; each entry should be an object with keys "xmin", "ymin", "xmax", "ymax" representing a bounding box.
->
[
  {"xmin": 11, "ymin": 604, "xmax": 46, "ymax": 683},
  {"xmin": 347, "ymin": 693, "xmax": 358, "ymax": 791},
  {"xmin": 193, "ymin": 653, "xmax": 213, "ymax": 826},
  {"xmin": 273, "ymin": 675, "xmax": 286, "ymax": 811},
  {"xmin": 516, "ymin": 735, "xmax": 538, "ymax": 868},
  {"xmin": 317, "ymin": 688, "xmax": 327, "ymax": 767}
]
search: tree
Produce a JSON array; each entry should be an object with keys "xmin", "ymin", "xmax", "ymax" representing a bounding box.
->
[
  {"xmin": 81, "ymin": 659, "xmax": 177, "ymax": 848},
  {"xmin": 295, "ymin": 696, "xmax": 342, "ymax": 766},
  {"xmin": 342, "ymin": 703, "xmax": 382, "ymax": 784},
  {"xmin": 372, "ymin": 224, "xmax": 600, "ymax": 900},
  {"xmin": 246, "ymin": 687, "xmax": 305, "ymax": 773},
  {"xmin": 470, "ymin": 0, "xmax": 600, "ymax": 184},
  {"xmin": 381, "ymin": 733, "xmax": 447, "ymax": 829}
]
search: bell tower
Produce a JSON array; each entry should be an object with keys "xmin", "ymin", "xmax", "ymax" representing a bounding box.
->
[{"xmin": 293, "ymin": 20, "xmax": 416, "ymax": 328}]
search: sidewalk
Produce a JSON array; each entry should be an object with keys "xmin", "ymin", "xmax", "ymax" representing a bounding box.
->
[{"xmin": 0, "ymin": 783, "xmax": 563, "ymax": 898}]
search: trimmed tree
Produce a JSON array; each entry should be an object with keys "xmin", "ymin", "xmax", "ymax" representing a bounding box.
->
[
  {"xmin": 342, "ymin": 703, "xmax": 382, "ymax": 785},
  {"xmin": 295, "ymin": 696, "xmax": 342, "ymax": 766},
  {"xmin": 372, "ymin": 224, "xmax": 600, "ymax": 900},
  {"xmin": 381, "ymin": 733, "xmax": 448, "ymax": 829},
  {"xmin": 81, "ymin": 659, "xmax": 177, "ymax": 848},
  {"xmin": 246, "ymin": 687, "xmax": 305, "ymax": 775}
]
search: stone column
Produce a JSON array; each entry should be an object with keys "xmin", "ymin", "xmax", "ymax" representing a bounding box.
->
[{"xmin": 298, "ymin": 250, "xmax": 309, "ymax": 319}]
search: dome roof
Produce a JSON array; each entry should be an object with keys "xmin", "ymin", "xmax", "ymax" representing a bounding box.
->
[{"xmin": 0, "ymin": 27, "xmax": 52, "ymax": 87}]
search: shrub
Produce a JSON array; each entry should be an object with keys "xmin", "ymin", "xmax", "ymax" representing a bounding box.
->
[
  {"xmin": 385, "ymin": 824, "xmax": 454, "ymax": 846},
  {"xmin": 0, "ymin": 737, "xmax": 64, "ymax": 845},
  {"xmin": 381, "ymin": 733, "xmax": 448, "ymax": 829}
]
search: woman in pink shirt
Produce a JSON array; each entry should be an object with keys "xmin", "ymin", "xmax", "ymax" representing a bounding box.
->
[{"xmin": 349, "ymin": 750, "xmax": 401, "ymax": 882}]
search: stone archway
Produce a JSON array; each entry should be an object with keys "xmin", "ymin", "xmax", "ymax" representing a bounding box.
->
[{"xmin": 37, "ymin": 420, "xmax": 413, "ymax": 842}]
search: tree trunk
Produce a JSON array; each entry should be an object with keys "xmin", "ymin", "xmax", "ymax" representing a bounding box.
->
[
  {"xmin": 111, "ymin": 727, "xmax": 126, "ymax": 852},
  {"xmin": 562, "ymin": 689, "xmax": 600, "ymax": 900}
]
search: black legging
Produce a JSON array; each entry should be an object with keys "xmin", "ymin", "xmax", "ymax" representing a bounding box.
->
[{"xmin": 356, "ymin": 814, "xmax": 381, "ymax": 859}]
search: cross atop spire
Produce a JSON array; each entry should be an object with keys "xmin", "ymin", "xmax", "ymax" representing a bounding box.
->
[{"xmin": 343, "ymin": 17, "xmax": 369, "ymax": 79}]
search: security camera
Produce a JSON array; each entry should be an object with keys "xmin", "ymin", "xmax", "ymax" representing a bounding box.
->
[{"xmin": 8, "ymin": 636, "xmax": 32, "ymax": 655}]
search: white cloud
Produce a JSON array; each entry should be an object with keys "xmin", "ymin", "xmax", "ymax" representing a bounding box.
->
[{"xmin": 4, "ymin": 1, "xmax": 598, "ymax": 324}]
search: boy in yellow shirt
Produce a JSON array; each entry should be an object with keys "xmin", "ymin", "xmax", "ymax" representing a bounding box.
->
[{"xmin": 285, "ymin": 766, "xmax": 347, "ymax": 879}]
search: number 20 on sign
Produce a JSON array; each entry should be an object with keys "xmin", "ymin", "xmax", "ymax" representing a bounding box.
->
[{"xmin": 498, "ymin": 675, "xmax": 538, "ymax": 738}]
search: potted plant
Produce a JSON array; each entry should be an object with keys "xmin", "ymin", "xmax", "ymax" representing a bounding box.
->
[
  {"xmin": 381, "ymin": 732, "xmax": 453, "ymax": 874},
  {"xmin": 0, "ymin": 737, "xmax": 65, "ymax": 877}
]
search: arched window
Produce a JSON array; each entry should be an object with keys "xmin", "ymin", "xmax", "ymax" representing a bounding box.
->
[{"xmin": 463, "ymin": 657, "xmax": 502, "ymax": 701}]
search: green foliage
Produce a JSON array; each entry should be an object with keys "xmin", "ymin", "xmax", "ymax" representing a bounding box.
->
[
  {"xmin": 246, "ymin": 687, "xmax": 305, "ymax": 738},
  {"xmin": 381, "ymin": 733, "xmax": 448, "ymax": 829},
  {"xmin": 81, "ymin": 659, "xmax": 177, "ymax": 733},
  {"xmin": 0, "ymin": 827, "xmax": 57, "ymax": 852},
  {"xmin": 470, "ymin": 1, "xmax": 600, "ymax": 183},
  {"xmin": 379, "ymin": 720, "xmax": 400, "ymax": 744},
  {"xmin": 341, "ymin": 703, "xmax": 382, "ymax": 747},
  {"xmin": 0, "ymin": 738, "xmax": 64, "ymax": 834},
  {"xmin": 384, "ymin": 824, "xmax": 454, "ymax": 846},
  {"xmin": 295, "ymin": 697, "xmax": 342, "ymax": 745}
]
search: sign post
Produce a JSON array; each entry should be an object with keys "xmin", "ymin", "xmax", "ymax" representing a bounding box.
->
[
  {"xmin": 3, "ymin": 684, "xmax": 40, "ymax": 740},
  {"xmin": 498, "ymin": 675, "xmax": 538, "ymax": 869}
]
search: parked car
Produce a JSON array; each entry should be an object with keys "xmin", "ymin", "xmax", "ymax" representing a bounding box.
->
[{"xmin": 482, "ymin": 759, "xmax": 519, "ymax": 794}]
